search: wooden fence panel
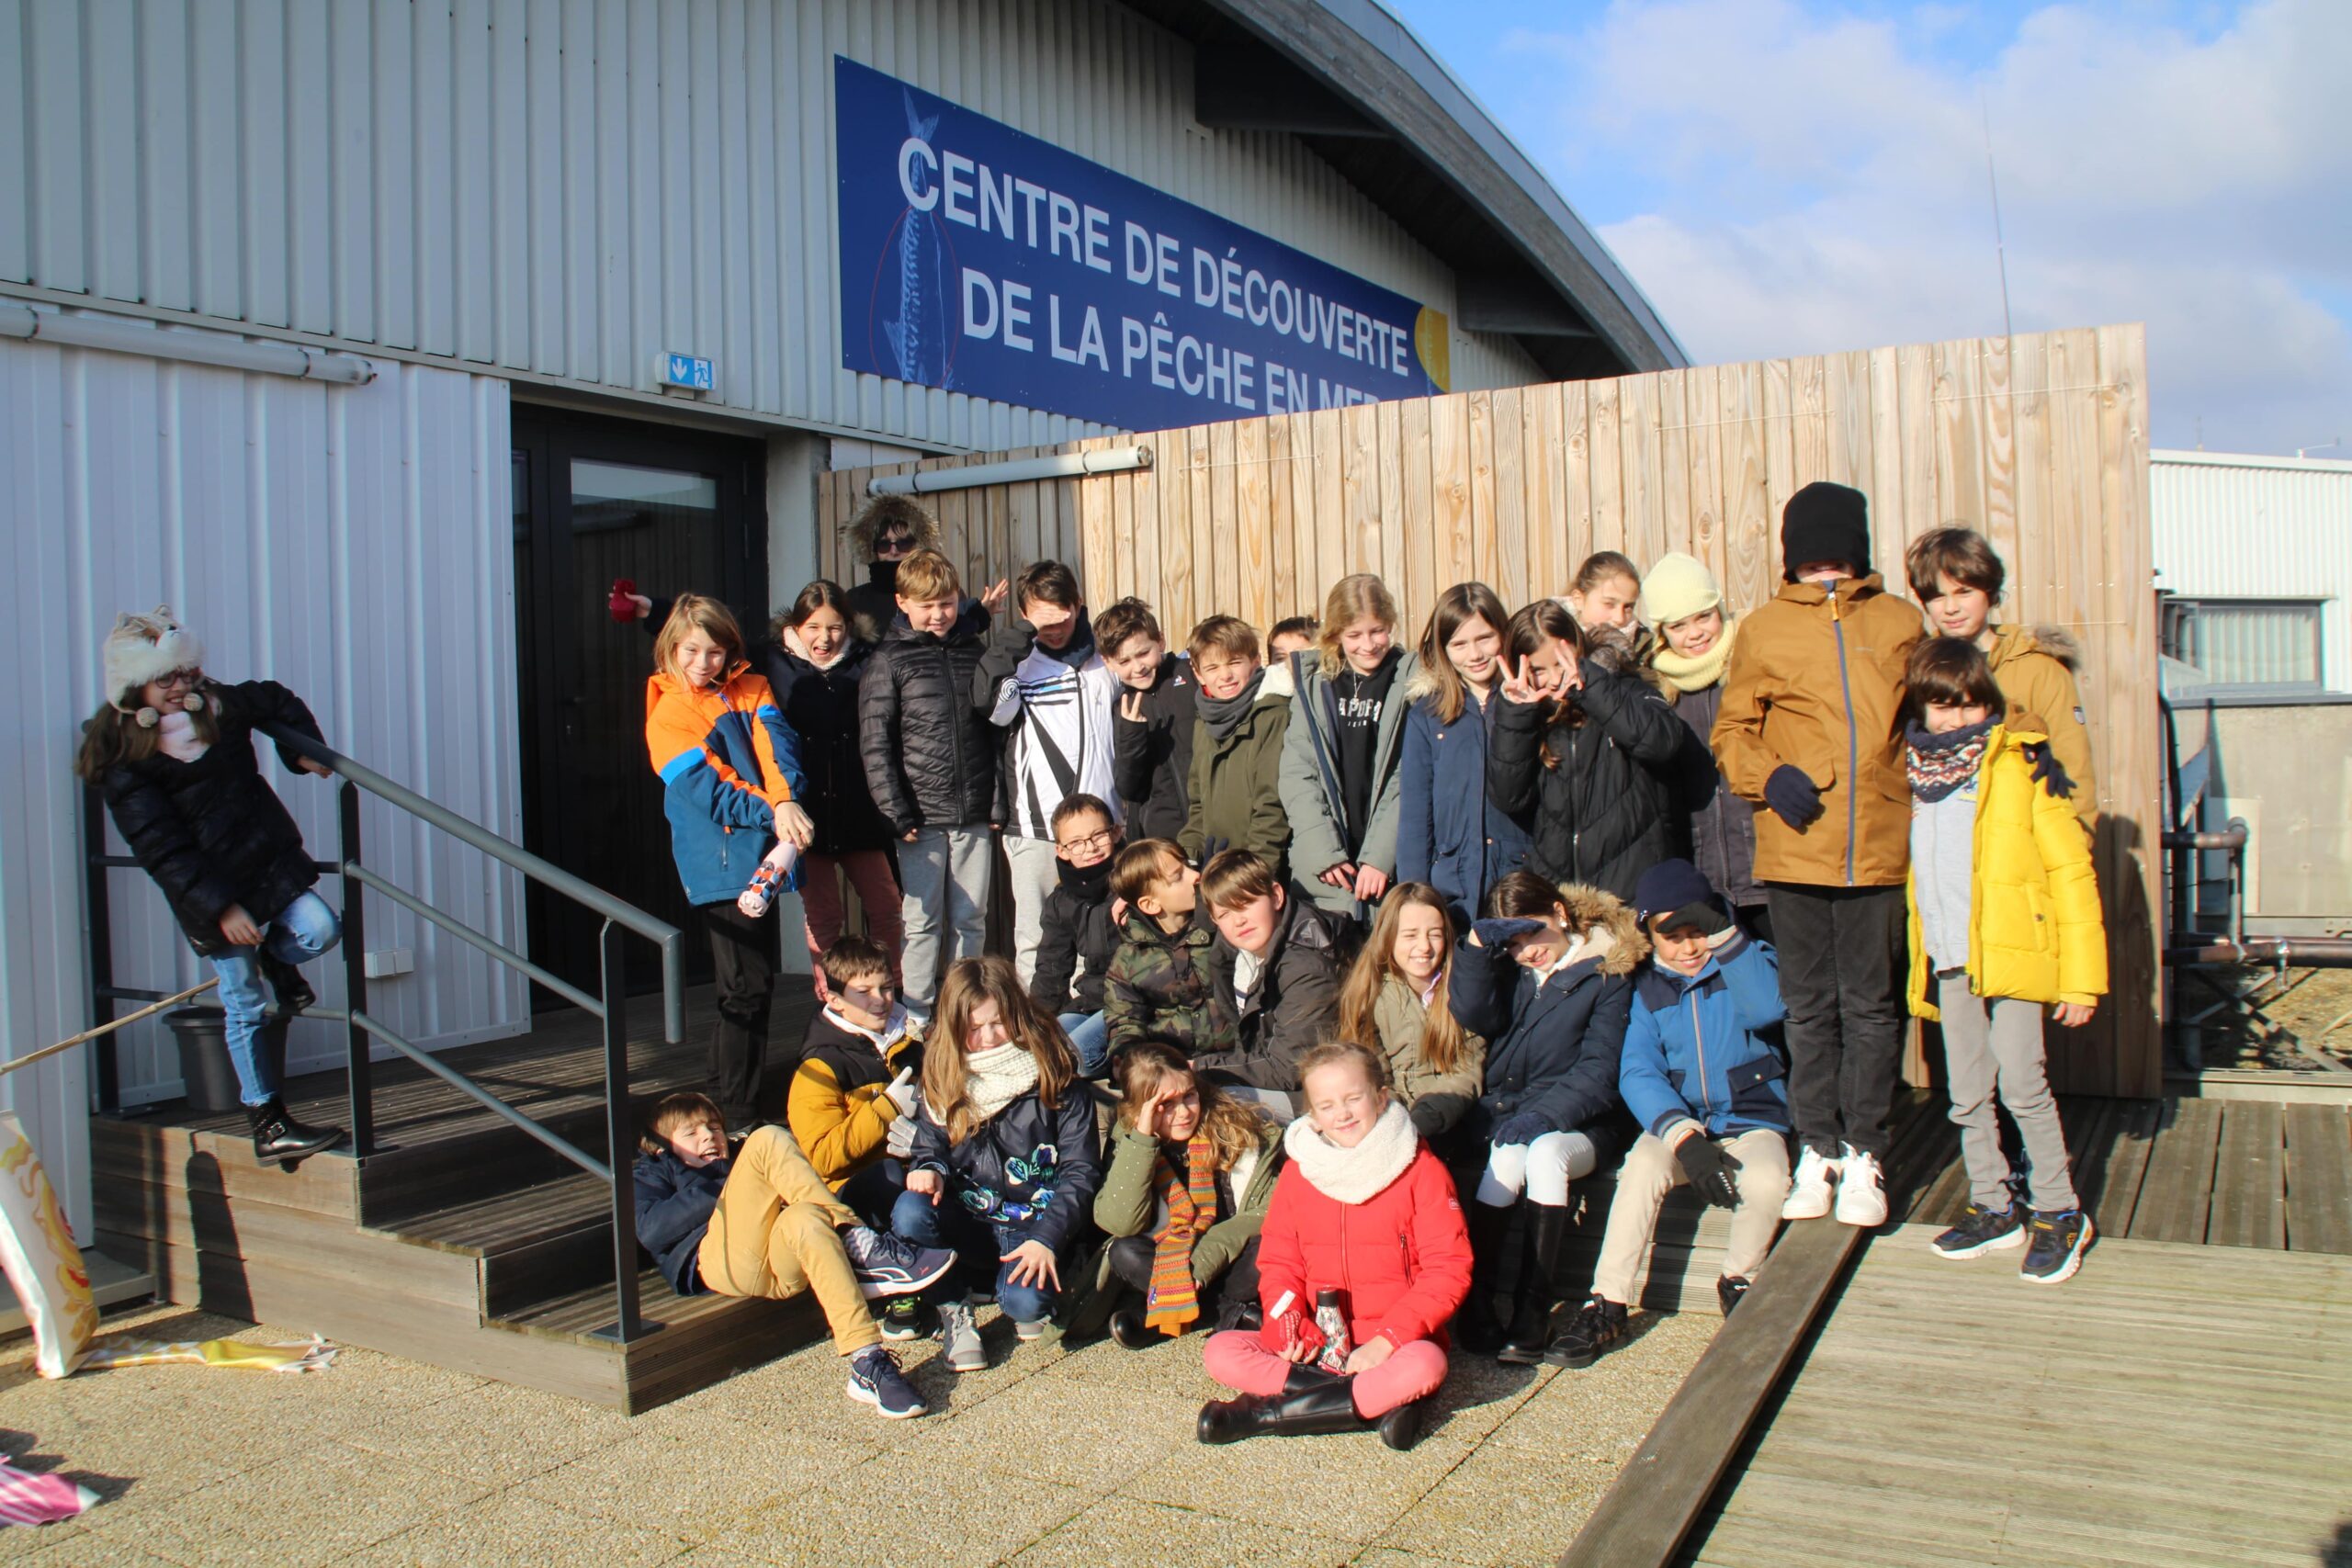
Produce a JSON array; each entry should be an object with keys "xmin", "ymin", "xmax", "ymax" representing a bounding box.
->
[{"xmin": 816, "ymin": 323, "xmax": 2162, "ymax": 1095}]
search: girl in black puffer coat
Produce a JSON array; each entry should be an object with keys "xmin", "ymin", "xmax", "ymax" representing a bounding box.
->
[
  {"xmin": 770, "ymin": 582, "xmax": 904, "ymax": 994},
  {"xmin": 74, "ymin": 607, "xmax": 346, "ymax": 1167},
  {"xmin": 1488, "ymin": 599, "xmax": 1684, "ymax": 905}
]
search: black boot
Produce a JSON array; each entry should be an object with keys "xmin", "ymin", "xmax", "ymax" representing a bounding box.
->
[
  {"xmin": 1377, "ymin": 1396, "xmax": 1428, "ymax": 1452},
  {"xmin": 1455, "ymin": 1200, "xmax": 1513, "ymax": 1355},
  {"xmin": 1196, "ymin": 1365, "xmax": 1363, "ymax": 1445},
  {"xmin": 1107, "ymin": 1308, "xmax": 1157, "ymax": 1351},
  {"xmin": 1498, "ymin": 1201, "xmax": 1569, "ymax": 1365},
  {"xmin": 258, "ymin": 954, "xmax": 316, "ymax": 1017},
  {"xmin": 249, "ymin": 1098, "xmax": 346, "ymax": 1166}
]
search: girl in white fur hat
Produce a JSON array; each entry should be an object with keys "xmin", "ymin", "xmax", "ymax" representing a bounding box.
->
[{"xmin": 74, "ymin": 607, "xmax": 347, "ymax": 1166}]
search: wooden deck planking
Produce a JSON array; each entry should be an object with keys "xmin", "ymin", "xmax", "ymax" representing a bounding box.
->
[
  {"xmin": 2284, "ymin": 1103, "xmax": 2352, "ymax": 1254},
  {"xmin": 2120, "ymin": 1098, "xmax": 2222, "ymax": 1244},
  {"xmin": 2208, "ymin": 1099, "xmax": 2288, "ymax": 1249},
  {"xmin": 1678, "ymin": 1226, "xmax": 2352, "ymax": 1568}
]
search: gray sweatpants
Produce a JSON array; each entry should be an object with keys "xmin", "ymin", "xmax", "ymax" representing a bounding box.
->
[
  {"xmin": 899, "ymin": 827, "xmax": 994, "ymax": 1019},
  {"xmin": 1938, "ymin": 971, "xmax": 2078, "ymax": 1213},
  {"xmin": 1001, "ymin": 833, "xmax": 1060, "ymax": 987}
]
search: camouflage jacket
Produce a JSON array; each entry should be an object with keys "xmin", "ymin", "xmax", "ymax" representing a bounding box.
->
[{"xmin": 1102, "ymin": 908, "xmax": 1233, "ymax": 1059}]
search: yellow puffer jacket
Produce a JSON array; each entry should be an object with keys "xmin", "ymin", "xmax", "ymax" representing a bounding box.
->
[{"xmin": 1906, "ymin": 726, "xmax": 2107, "ymax": 1018}]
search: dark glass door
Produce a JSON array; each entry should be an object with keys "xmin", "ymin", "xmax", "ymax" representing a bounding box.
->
[{"xmin": 513, "ymin": 406, "xmax": 767, "ymax": 1007}]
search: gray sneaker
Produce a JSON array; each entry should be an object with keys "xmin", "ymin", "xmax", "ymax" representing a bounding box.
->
[{"xmin": 936, "ymin": 1300, "xmax": 987, "ymax": 1372}]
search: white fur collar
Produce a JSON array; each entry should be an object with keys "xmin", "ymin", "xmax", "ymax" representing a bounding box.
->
[
  {"xmin": 1282, "ymin": 1100, "xmax": 1419, "ymax": 1205},
  {"xmin": 1535, "ymin": 924, "xmax": 1614, "ymax": 988}
]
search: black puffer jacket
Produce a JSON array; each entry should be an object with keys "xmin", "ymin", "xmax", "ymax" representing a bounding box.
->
[
  {"xmin": 1031, "ymin": 863, "xmax": 1118, "ymax": 1016},
  {"xmin": 908, "ymin": 1085, "xmax": 1102, "ymax": 1252},
  {"xmin": 1200, "ymin": 893, "xmax": 1351, "ymax": 1092},
  {"xmin": 1111, "ymin": 655, "xmax": 1197, "ymax": 842},
  {"xmin": 100, "ymin": 681, "xmax": 326, "ymax": 958},
  {"xmin": 857, "ymin": 625, "xmax": 997, "ymax": 834},
  {"xmin": 1488, "ymin": 654, "xmax": 1685, "ymax": 904},
  {"xmin": 767, "ymin": 638, "xmax": 895, "ymax": 856},
  {"xmin": 632, "ymin": 1145, "xmax": 726, "ymax": 1296}
]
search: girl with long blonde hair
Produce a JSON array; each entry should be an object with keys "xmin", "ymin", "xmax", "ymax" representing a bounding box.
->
[
  {"xmin": 1279, "ymin": 573, "xmax": 1421, "ymax": 921},
  {"xmin": 1338, "ymin": 882, "xmax": 1486, "ymax": 1142}
]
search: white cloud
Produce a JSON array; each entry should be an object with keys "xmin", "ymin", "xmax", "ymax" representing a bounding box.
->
[{"xmin": 1516, "ymin": 0, "xmax": 2352, "ymax": 452}]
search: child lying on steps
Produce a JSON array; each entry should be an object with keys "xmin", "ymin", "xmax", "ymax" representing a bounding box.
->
[{"xmin": 633, "ymin": 1092, "xmax": 956, "ymax": 1419}]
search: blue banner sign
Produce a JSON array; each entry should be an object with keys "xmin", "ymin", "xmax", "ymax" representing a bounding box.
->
[{"xmin": 835, "ymin": 56, "xmax": 1449, "ymax": 433}]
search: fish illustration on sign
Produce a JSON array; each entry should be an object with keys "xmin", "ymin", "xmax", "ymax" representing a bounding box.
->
[{"xmin": 869, "ymin": 89, "xmax": 956, "ymax": 391}]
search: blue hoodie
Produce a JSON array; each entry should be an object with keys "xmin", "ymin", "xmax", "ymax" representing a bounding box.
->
[{"xmin": 1618, "ymin": 931, "xmax": 1792, "ymax": 1142}]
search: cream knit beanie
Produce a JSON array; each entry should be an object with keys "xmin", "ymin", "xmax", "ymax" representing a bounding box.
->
[{"xmin": 1639, "ymin": 553, "xmax": 1722, "ymax": 628}]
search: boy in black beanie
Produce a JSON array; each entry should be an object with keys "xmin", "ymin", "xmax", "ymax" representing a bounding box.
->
[{"xmin": 1707, "ymin": 482, "xmax": 1922, "ymax": 1227}]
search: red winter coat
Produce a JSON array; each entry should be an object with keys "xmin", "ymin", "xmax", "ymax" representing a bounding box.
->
[{"xmin": 1255, "ymin": 1140, "xmax": 1473, "ymax": 1350}]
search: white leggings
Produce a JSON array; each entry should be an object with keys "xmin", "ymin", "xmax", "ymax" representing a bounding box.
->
[{"xmin": 1475, "ymin": 1131, "xmax": 1597, "ymax": 1209}]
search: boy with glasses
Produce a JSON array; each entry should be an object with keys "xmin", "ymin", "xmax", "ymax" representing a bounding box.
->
[{"xmin": 1029, "ymin": 794, "xmax": 1123, "ymax": 1076}]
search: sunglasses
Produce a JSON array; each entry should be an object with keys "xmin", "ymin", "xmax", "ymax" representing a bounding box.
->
[{"xmin": 874, "ymin": 532, "xmax": 917, "ymax": 558}]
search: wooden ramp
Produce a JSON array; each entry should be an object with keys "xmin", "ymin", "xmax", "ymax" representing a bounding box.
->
[
  {"xmin": 1676, "ymin": 1224, "xmax": 2352, "ymax": 1567},
  {"xmin": 94, "ymin": 984, "xmax": 831, "ymax": 1412}
]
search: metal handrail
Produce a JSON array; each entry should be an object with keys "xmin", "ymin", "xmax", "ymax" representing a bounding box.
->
[{"xmin": 84, "ymin": 724, "xmax": 684, "ymax": 1344}]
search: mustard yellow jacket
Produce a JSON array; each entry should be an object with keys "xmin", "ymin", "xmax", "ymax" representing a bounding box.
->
[{"xmin": 1906, "ymin": 726, "xmax": 2107, "ymax": 1018}]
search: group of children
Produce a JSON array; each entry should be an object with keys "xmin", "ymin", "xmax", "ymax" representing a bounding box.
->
[{"xmin": 80, "ymin": 477, "xmax": 2109, "ymax": 1444}]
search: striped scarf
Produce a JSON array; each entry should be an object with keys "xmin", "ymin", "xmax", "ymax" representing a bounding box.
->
[
  {"xmin": 1144, "ymin": 1136, "xmax": 1220, "ymax": 1335},
  {"xmin": 1905, "ymin": 716, "xmax": 1995, "ymax": 803}
]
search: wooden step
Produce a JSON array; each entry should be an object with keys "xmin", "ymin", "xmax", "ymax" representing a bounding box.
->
[
  {"xmin": 487, "ymin": 1268, "xmax": 830, "ymax": 1414},
  {"xmin": 386, "ymin": 1173, "xmax": 621, "ymax": 1317}
]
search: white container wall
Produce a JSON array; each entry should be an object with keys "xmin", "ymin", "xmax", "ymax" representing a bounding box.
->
[
  {"xmin": 0, "ymin": 0, "xmax": 1541, "ymax": 454},
  {"xmin": 0, "ymin": 316, "xmax": 526, "ymax": 1236},
  {"xmin": 2153, "ymin": 450, "xmax": 2352, "ymax": 692}
]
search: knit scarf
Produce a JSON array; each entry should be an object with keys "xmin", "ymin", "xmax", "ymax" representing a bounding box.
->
[
  {"xmin": 1282, "ymin": 1099, "xmax": 1419, "ymax": 1204},
  {"xmin": 1652, "ymin": 617, "xmax": 1738, "ymax": 694},
  {"xmin": 1144, "ymin": 1136, "xmax": 1221, "ymax": 1334},
  {"xmin": 1039, "ymin": 612, "xmax": 1098, "ymax": 671},
  {"xmin": 1197, "ymin": 667, "xmax": 1268, "ymax": 742},
  {"xmin": 1905, "ymin": 716, "xmax": 1996, "ymax": 803},
  {"xmin": 956, "ymin": 1041, "xmax": 1042, "ymax": 1124}
]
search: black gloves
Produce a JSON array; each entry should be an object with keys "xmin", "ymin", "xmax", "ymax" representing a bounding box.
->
[
  {"xmin": 1762, "ymin": 764, "xmax": 1825, "ymax": 829},
  {"xmin": 2026, "ymin": 742, "xmax": 2076, "ymax": 800},
  {"xmin": 1676, "ymin": 1134, "xmax": 1742, "ymax": 1209}
]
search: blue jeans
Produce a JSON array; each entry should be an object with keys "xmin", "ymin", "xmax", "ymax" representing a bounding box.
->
[
  {"xmin": 888, "ymin": 1188, "xmax": 1064, "ymax": 1325},
  {"xmin": 209, "ymin": 891, "xmax": 340, "ymax": 1107},
  {"xmin": 1059, "ymin": 1011, "xmax": 1111, "ymax": 1077}
]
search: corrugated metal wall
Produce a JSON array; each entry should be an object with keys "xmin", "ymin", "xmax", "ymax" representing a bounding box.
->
[
  {"xmin": 0, "ymin": 0, "xmax": 1540, "ymax": 452},
  {"xmin": 2153, "ymin": 450, "xmax": 2352, "ymax": 691},
  {"xmin": 0, "ymin": 320, "xmax": 526, "ymax": 1235}
]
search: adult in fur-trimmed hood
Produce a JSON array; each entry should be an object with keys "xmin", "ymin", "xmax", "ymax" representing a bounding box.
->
[{"xmin": 1447, "ymin": 874, "xmax": 1647, "ymax": 1364}]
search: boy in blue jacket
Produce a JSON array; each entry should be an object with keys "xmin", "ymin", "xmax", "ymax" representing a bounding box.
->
[{"xmin": 1549, "ymin": 860, "xmax": 1794, "ymax": 1368}]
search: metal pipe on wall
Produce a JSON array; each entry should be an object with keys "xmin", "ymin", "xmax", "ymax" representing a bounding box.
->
[
  {"xmin": 865, "ymin": 445, "xmax": 1152, "ymax": 497},
  {"xmin": 0, "ymin": 302, "xmax": 375, "ymax": 384}
]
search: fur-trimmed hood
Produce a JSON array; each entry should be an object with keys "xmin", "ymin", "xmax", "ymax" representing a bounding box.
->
[
  {"xmin": 1552, "ymin": 883, "xmax": 1650, "ymax": 977},
  {"xmin": 1990, "ymin": 622, "xmax": 2080, "ymax": 673},
  {"xmin": 844, "ymin": 492, "xmax": 943, "ymax": 560}
]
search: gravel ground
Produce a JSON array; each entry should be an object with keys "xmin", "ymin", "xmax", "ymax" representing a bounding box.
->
[{"xmin": 0, "ymin": 1297, "xmax": 1713, "ymax": 1566}]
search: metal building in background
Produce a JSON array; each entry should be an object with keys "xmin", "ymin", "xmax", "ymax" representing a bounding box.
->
[
  {"xmin": 0, "ymin": 0, "xmax": 1678, "ymax": 1235},
  {"xmin": 2153, "ymin": 449, "xmax": 2352, "ymax": 694}
]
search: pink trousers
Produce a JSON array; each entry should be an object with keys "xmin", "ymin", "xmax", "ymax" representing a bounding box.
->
[
  {"xmin": 799, "ymin": 850, "xmax": 903, "ymax": 995},
  {"xmin": 1202, "ymin": 1330, "xmax": 1449, "ymax": 1418}
]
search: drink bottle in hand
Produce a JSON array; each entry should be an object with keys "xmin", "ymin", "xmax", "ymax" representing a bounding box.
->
[{"xmin": 1313, "ymin": 1289, "xmax": 1351, "ymax": 1372}]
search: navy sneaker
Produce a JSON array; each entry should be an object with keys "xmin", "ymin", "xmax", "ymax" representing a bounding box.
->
[
  {"xmin": 1930, "ymin": 1201, "xmax": 2027, "ymax": 1259},
  {"xmin": 878, "ymin": 1297, "xmax": 930, "ymax": 1341},
  {"xmin": 1716, "ymin": 1276, "xmax": 1751, "ymax": 1316},
  {"xmin": 2019, "ymin": 1209, "xmax": 2094, "ymax": 1284},
  {"xmin": 840, "ymin": 1227, "xmax": 957, "ymax": 1300},
  {"xmin": 845, "ymin": 1346, "xmax": 927, "ymax": 1419},
  {"xmin": 1544, "ymin": 1295, "xmax": 1628, "ymax": 1369}
]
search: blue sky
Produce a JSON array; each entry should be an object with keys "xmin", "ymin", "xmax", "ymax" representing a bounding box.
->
[{"xmin": 1383, "ymin": 0, "xmax": 2349, "ymax": 456}]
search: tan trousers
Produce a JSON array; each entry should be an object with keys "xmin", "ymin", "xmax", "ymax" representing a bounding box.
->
[
  {"xmin": 695, "ymin": 1126, "xmax": 880, "ymax": 1356},
  {"xmin": 1591, "ymin": 1128, "xmax": 1792, "ymax": 1305}
]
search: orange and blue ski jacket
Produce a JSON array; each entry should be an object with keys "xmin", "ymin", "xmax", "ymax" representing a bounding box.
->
[{"xmin": 644, "ymin": 665, "xmax": 805, "ymax": 905}]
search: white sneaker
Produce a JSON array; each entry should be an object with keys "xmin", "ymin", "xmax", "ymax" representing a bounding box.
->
[
  {"xmin": 1781, "ymin": 1145, "xmax": 1838, "ymax": 1220},
  {"xmin": 1834, "ymin": 1145, "xmax": 1888, "ymax": 1227}
]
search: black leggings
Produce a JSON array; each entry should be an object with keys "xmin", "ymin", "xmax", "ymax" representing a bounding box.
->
[
  {"xmin": 701, "ymin": 897, "xmax": 778, "ymax": 1129},
  {"xmin": 1107, "ymin": 1234, "xmax": 1263, "ymax": 1325}
]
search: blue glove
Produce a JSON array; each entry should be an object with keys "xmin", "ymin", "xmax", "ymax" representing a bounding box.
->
[
  {"xmin": 1490, "ymin": 1111, "xmax": 1551, "ymax": 1145},
  {"xmin": 2026, "ymin": 742, "xmax": 2076, "ymax": 800},
  {"xmin": 1473, "ymin": 917, "xmax": 1545, "ymax": 949},
  {"xmin": 1762, "ymin": 765, "xmax": 1826, "ymax": 829}
]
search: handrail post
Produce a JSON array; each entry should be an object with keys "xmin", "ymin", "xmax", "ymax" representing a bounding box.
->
[
  {"xmin": 82, "ymin": 785, "xmax": 121, "ymax": 1115},
  {"xmin": 339, "ymin": 779, "xmax": 374, "ymax": 1156},
  {"xmin": 598, "ymin": 920, "xmax": 643, "ymax": 1343}
]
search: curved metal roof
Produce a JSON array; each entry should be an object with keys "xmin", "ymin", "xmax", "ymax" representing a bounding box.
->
[{"xmin": 1121, "ymin": 0, "xmax": 1688, "ymax": 379}]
